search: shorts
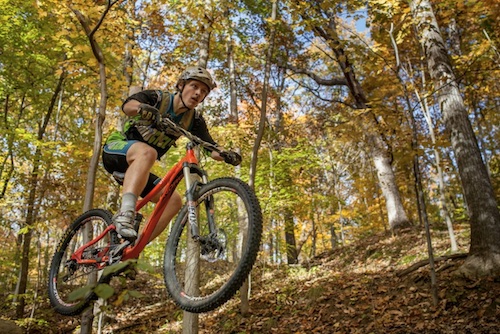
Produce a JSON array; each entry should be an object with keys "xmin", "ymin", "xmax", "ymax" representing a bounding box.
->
[{"xmin": 102, "ymin": 139, "xmax": 160, "ymax": 198}]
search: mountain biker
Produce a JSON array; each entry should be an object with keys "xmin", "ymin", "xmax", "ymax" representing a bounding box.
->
[{"xmin": 102, "ymin": 66, "xmax": 242, "ymax": 242}]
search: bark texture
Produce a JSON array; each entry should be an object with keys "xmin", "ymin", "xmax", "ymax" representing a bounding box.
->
[{"xmin": 410, "ymin": 0, "xmax": 500, "ymax": 278}]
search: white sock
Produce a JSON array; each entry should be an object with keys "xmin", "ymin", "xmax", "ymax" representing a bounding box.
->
[{"xmin": 121, "ymin": 192, "xmax": 138, "ymax": 212}]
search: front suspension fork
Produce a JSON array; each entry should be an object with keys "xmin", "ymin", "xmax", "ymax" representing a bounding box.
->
[{"xmin": 183, "ymin": 163, "xmax": 210, "ymax": 240}]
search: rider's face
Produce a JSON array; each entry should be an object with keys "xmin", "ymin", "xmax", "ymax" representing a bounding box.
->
[{"xmin": 181, "ymin": 80, "xmax": 210, "ymax": 109}]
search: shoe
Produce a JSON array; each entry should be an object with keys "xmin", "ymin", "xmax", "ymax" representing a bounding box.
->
[{"xmin": 113, "ymin": 210, "xmax": 138, "ymax": 241}]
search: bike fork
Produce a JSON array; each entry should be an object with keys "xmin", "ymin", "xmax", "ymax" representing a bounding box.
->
[{"xmin": 183, "ymin": 164, "xmax": 206, "ymax": 239}]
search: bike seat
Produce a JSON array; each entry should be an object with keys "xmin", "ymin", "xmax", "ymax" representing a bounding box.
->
[{"xmin": 112, "ymin": 171, "xmax": 125, "ymax": 185}]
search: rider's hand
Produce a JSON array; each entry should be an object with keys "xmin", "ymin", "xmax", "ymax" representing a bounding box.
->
[
  {"xmin": 138, "ymin": 104, "xmax": 161, "ymax": 127},
  {"xmin": 220, "ymin": 151, "xmax": 242, "ymax": 166}
]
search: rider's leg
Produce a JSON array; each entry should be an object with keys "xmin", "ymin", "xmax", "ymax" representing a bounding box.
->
[
  {"xmin": 123, "ymin": 142, "xmax": 157, "ymax": 195},
  {"xmin": 114, "ymin": 142, "xmax": 158, "ymax": 240},
  {"xmin": 147, "ymin": 191, "xmax": 183, "ymax": 243}
]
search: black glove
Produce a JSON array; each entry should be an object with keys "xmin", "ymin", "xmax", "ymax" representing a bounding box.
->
[
  {"xmin": 221, "ymin": 151, "xmax": 242, "ymax": 166},
  {"xmin": 138, "ymin": 104, "xmax": 161, "ymax": 127}
]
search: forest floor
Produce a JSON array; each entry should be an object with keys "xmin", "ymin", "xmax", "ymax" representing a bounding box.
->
[{"xmin": 7, "ymin": 224, "xmax": 500, "ymax": 333}]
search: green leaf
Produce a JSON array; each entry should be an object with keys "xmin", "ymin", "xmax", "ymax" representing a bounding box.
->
[
  {"xmin": 137, "ymin": 259, "xmax": 154, "ymax": 272},
  {"xmin": 68, "ymin": 285, "xmax": 93, "ymax": 302},
  {"xmin": 127, "ymin": 290, "xmax": 145, "ymax": 298},
  {"xmin": 94, "ymin": 283, "xmax": 115, "ymax": 300},
  {"xmin": 18, "ymin": 226, "xmax": 30, "ymax": 235},
  {"xmin": 102, "ymin": 261, "xmax": 130, "ymax": 277}
]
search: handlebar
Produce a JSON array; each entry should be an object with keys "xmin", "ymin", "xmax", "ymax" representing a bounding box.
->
[{"xmin": 159, "ymin": 116, "xmax": 222, "ymax": 153}]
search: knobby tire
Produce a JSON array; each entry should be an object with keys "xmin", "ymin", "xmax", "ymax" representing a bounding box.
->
[
  {"xmin": 48, "ymin": 209, "xmax": 118, "ymax": 316},
  {"xmin": 164, "ymin": 177, "xmax": 263, "ymax": 313}
]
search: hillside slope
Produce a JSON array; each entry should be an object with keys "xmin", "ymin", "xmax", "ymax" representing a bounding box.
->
[
  {"xmin": 36, "ymin": 226, "xmax": 500, "ymax": 333},
  {"xmin": 194, "ymin": 229, "xmax": 499, "ymax": 334}
]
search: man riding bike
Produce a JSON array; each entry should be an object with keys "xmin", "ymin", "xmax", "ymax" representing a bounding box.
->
[{"xmin": 102, "ymin": 66, "xmax": 241, "ymax": 242}]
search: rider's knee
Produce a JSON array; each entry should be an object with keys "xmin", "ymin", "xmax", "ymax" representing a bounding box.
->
[
  {"xmin": 128, "ymin": 143, "xmax": 158, "ymax": 163},
  {"xmin": 171, "ymin": 191, "xmax": 183, "ymax": 210},
  {"xmin": 141, "ymin": 145, "xmax": 158, "ymax": 161}
]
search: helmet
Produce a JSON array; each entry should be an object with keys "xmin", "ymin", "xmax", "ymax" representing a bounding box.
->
[{"xmin": 177, "ymin": 66, "xmax": 217, "ymax": 92}]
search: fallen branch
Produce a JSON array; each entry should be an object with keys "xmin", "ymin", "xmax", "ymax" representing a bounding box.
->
[{"xmin": 397, "ymin": 253, "xmax": 468, "ymax": 277}]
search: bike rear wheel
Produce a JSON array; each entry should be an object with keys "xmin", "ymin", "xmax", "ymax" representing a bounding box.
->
[
  {"xmin": 48, "ymin": 209, "xmax": 118, "ymax": 316},
  {"xmin": 164, "ymin": 177, "xmax": 263, "ymax": 313}
]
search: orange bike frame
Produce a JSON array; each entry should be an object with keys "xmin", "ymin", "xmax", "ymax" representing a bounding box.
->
[
  {"xmin": 70, "ymin": 144, "xmax": 199, "ymax": 265},
  {"xmin": 122, "ymin": 145, "xmax": 198, "ymax": 260}
]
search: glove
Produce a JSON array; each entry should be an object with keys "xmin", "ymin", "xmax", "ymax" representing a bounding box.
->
[
  {"xmin": 138, "ymin": 104, "xmax": 161, "ymax": 127},
  {"xmin": 221, "ymin": 151, "xmax": 242, "ymax": 166}
]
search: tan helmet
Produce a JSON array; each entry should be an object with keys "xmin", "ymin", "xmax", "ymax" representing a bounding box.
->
[{"xmin": 177, "ymin": 66, "xmax": 217, "ymax": 92}]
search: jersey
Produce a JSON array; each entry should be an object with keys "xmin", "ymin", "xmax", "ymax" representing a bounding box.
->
[{"xmin": 105, "ymin": 90, "xmax": 218, "ymax": 159}]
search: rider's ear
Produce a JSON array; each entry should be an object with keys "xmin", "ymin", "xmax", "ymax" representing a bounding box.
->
[{"xmin": 176, "ymin": 81, "xmax": 185, "ymax": 91}]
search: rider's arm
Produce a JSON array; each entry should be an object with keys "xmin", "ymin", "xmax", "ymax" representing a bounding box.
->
[
  {"xmin": 121, "ymin": 90, "xmax": 162, "ymax": 116},
  {"xmin": 211, "ymin": 150, "xmax": 224, "ymax": 161},
  {"xmin": 191, "ymin": 116, "xmax": 225, "ymax": 161},
  {"xmin": 122, "ymin": 99, "xmax": 142, "ymax": 116}
]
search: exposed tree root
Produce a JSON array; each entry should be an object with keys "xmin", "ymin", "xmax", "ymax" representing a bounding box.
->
[
  {"xmin": 396, "ymin": 253, "xmax": 467, "ymax": 277},
  {"xmin": 454, "ymin": 253, "xmax": 500, "ymax": 280}
]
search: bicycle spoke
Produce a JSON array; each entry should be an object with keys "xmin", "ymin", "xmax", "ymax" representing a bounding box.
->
[
  {"xmin": 48, "ymin": 210, "xmax": 117, "ymax": 315},
  {"xmin": 165, "ymin": 178, "xmax": 262, "ymax": 313}
]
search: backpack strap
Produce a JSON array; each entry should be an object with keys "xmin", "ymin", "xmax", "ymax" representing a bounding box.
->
[
  {"xmin": 158, "ymin": 92, "xmax": 172, "ymax": 117},
  {"xmin": 179, "ymin": 109, "xmax": 195, "ymax": 131},
  {"xmin": 158, "ymin": 92, "xmax": 195, "ymax": 131}
]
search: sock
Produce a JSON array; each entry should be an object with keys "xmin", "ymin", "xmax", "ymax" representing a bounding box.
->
[{"xmin": 121, "ymin": 192, "xmax": 138, "ymax": 212}]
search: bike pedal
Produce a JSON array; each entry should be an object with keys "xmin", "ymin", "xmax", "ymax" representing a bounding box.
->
[{"xmin": 109, "ymin": 240, "xmax": 131, "ymax": 264}]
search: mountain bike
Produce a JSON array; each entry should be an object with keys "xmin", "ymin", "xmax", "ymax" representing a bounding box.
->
[{"xmin": 48, "ymin": 117, "xmax": 263, "ymax": 315}]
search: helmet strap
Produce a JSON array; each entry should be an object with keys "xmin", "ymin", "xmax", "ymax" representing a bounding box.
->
[{"xmin": 178, "ymin": 82, "xmax": 190, "ymax": 110}]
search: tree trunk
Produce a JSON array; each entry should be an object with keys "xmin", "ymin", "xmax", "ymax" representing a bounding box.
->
[
  {"xmin": 244, "ymin": 0, "xmax": 279, "ymax": 314},
  {"xmin": 370, "ymin": 139, "xmax": 410, "ymax": 230},
  {"xmin": 310, "ymin": 211, "xmax": 317, "ymax": 258},
  {"xmin": 70, "ymin": 2, "xmax": 119, "ymax": 331},
  {"xmin": 183, "ymin": 227, "xmax": 200, "ymax": 334},
  {"xmin": 389, "ymin": 23, "xmax": 458, "ymax": 250},
  {"xmin": 284, "ymin": 209, "xmax": 298, "ymax": 264},
  {"xmin": 330, "ymin": 224, "xmax": 338, "ymax": 249},
  {"xmin": 410, "ymin": 101, "xmax": 438, "ymax": 306},
  {"xmin": 248, "ymin": 0, "xmax": 276, "ymax": 190},
  {"xmin": 227, "ymin": 29, "xmax": 238, "ymax": 124},
  {"xmin": 0, "ymin": 93, "xmax": 24, "ymax": 200},
  {"xmin": 15, "ymin": 71, "xmax": 65, "ymax": 318},
  {"xmin": 417, "ymin": 83, "xmax": 458, "ymax": 252},
  {"xmin": 305, "ymin": 8, "xmax": 411, "ymax": 231},
  {"xmin": 410, "ymin": 0, "xmax": 500, "ymax": 278},
  {"xmin": 225, "ymin": 19, "xmax": 252, "ymax": 314},
  {"xmin": 181, "ymin": 13, "xmax": 215, "ymax": 331}
]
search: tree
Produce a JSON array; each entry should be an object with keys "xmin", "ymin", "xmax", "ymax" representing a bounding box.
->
[
  {"xmin": 15, "ymin": 71, "xmax": 66, "ymax": 318},
  {"xmin": 0, "ymin": 0, "xmax": 72, "ymax": 317},
  {"xmin": 286, "ymin": 2, "xmax": 412, "ymax": 232},
  {"xmin": 69, "ymin": 0, "xmax": 124, "ymax": 331},
  {"xmin": 386, "ymin": 19, "xmax": 458, "ymax": 251},
  {"xmin": 410, "ymin": 0, "xmax": 500, "ymax": 278}
]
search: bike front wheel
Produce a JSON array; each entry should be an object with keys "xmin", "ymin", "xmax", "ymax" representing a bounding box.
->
[
  {"xmin": 48, "ymin": 209, "xmax": 118, "ymax": 316},
  {"xmin": 164, "ymin": 177, "xmax": 263, "ymax": 313}
]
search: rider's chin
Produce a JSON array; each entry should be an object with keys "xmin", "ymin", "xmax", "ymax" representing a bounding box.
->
[{"xmin": 189, "ymin": 98, "xmax": 199, "ymax": 107}]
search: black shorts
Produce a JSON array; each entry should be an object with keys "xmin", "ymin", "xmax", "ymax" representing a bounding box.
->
[{"xmin": 102, "ymin": 140, "xmax": 160, "ymax": 198}]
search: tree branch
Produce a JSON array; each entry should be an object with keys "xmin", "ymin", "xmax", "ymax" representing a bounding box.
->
[
  {"xmin": 90, "ymin": 0, "xmax": 122, "ymax": 38},
  {"xmin": 279, "ymin": 63, "xmax": 348, "ymax": 86}
]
